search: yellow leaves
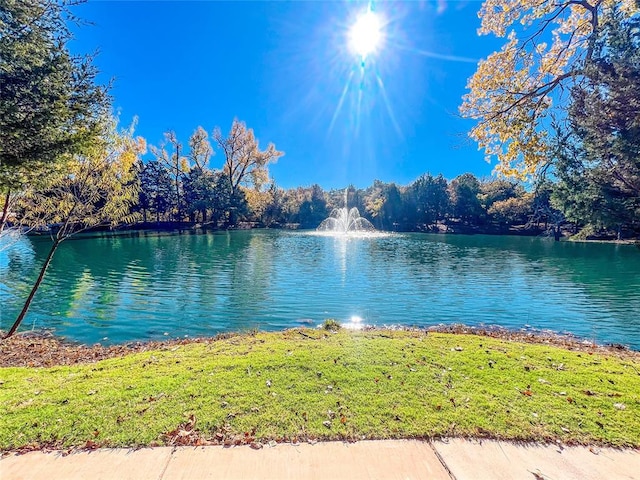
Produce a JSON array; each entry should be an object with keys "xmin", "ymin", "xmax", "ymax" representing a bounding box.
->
[
  {"xmin": 618, "ymin": 0, "xmax": 640, "ymax": 16},
  {"xmin": 118, "ymin": 150, "xmax": 137, "ymax": 173},
  {"xmin": 16, "ymin": 115, "xmax": 142, "ymax": 233},
  {"xmin": 243, "ymin": 187, "xmax": 271, "ymax": 219},
  {"xmin": 215, "ymin": 119, "xmax": 284, "ymax": 192},
  {"xmin": 462, "ymin": 0, "xmax": 639, "ymax": 179}
]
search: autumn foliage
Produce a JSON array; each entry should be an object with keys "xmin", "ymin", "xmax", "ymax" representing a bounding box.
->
[{"xmin": 460, "ymin": 0, "xmax": 639, "ymax": 179}]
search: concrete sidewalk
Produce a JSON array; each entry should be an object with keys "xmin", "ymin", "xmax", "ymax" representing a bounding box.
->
[{"xmin": 2, "ymin": 439, "xmax": 639, "ymax": 480}]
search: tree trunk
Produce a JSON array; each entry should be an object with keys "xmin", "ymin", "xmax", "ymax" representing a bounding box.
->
[
  {"xmin": 0, "ymin": 190, "xmax": 11, "ymax": 233},
  {"xmin": 4, "ymin": 238, "xmax": 61, "ymax": 338}
]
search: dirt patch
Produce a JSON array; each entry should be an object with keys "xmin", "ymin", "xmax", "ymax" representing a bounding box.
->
[
  {"xmin": 0, "ymin": 326, "xmax": 637, "ymax": 368},
  {"xmin": 0, "ymin": 331, "xmax": 236, "ymax": 368}
]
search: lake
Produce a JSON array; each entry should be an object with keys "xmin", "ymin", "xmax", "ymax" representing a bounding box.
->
[{"xmin": 1, "ymin": 230, "xmax": 639, "ymax": 348}]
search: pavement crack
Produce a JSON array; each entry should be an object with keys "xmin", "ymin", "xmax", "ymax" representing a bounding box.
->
[
  {"xmin": 156, "ymin": 447, "xmax": 176, "ymax": 480},
  {"xmin": 429, "ymin": 442, "xmax": 457, "ymax": 480}
]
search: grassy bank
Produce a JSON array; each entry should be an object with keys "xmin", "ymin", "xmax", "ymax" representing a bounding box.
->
[{"xmin": 1, "ymin": 329, "xmax": 639, "ymax": 451}]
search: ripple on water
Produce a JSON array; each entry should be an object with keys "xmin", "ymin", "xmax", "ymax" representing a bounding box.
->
[{"xmin": 0, "ymin": 231, "xmax": 639, "ymax": 348}]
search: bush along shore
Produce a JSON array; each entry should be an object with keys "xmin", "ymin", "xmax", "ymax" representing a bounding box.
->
[{"xmin": 1, "ymin": 327, "xmax": 639, "ymax": 453}]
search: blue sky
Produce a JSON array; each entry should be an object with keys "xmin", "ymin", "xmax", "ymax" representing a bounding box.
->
[{"xmin": 70, "ymin": 0, "xmax": 504, "ymax": 189}]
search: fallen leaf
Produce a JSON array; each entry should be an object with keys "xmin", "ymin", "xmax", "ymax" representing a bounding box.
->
[
  {"xmin": 323, "ymin": 420, "xmax": 331, "ymax": 428},
  {"xmin": 84, "ymin": 440, "xmax": 99, "ymax": 450}
]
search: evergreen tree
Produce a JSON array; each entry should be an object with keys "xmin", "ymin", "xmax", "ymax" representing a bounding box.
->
[
  {"xmin": 0, "ymin": 0, "xmax": 110, "ymax": 230},
  {"xmin": 553, "ymin": 9, "xmax": 640, "ymax": 237}
]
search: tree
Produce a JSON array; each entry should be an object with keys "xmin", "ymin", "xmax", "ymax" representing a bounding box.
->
[
  {"xmin": 298, "ymin": 184, "xmax": 328, "ymax": 229},
  {"xmin": 529, "ymin": 179, "xmax": 565, "ymax": 240},
  {"xmin": 552, "ymin": 9, "xmax": 640, "ymax": 238},
  {"xmin": 449, "ymin": 173, "xmax": 484, "ymax": 224},
  {"xmin": 0, "ymin": 0, "xmax": 110, "ymax": 231},
  {"xmin": 261, "ymin": 183, "xmax": 285, "ymax": 227},
  {"xmin": 381, "ymin": 183, "xmax": 405, "ymax": 230},
  {"xmin": 5, "ymin": 117, "xmax": 144, "ymax": 338},
  {"xmin": 363, "ymin": 180, "xmax": 387, "ymax": 229},
  {"xmin": 280, "ymin": 187, "xmax": 306, "ymax": 225},
  {"xmin": 182, "ymin": 167, "xmax": 218, "ymax": 223},
  {"xmin": 244, "ymin": 182, "xmax": 283, "ymax": 227},
  {"xmin": 150, "ymin": 131, "xmax": 187, "ymax": 222},
  {"xmin": 410, "ymin": 173, "xmax": 450, "ymax": 225},
  {"xmin": 460, "ymin": 0, "xmax": 638, "ymax": 179},
  {"xmin": 478, "ymin": 178, "xmax": 519, "ymax": 211},
  {"xmin": 188, "ymin": 126, "xmax": 213, "ymax": 171},
  {"xmin": 214, "ymin": 119, "xmax": 284, "ymax": 196},
  {"xmin": 488, "ymin": 195, "xmax": 534, "ymax": 226},
  {"xmin": 137, "ymin": 159, "xmax": 174, "ymax": 222}
]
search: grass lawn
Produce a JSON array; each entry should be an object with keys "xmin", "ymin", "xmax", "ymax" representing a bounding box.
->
[{"xmin": 1, "ymin": 329, "xmax": 639, "ymax": 451}]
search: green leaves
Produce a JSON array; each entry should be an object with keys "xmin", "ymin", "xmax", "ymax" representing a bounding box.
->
[
  {"xmin": 551, "ymin": 9, "xmax": 640, "ymax": 236},
  {"xmin": 0, "ymin": 0, "xmax": 110, "ymax": 176}
]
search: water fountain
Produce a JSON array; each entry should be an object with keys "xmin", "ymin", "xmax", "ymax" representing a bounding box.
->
[{"xmin": 317, "ymin": 189, "xmax": 376, "ymax": 233}]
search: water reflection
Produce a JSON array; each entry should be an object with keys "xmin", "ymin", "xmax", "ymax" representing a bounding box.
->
[{"xmin": 0, "ymin": 231, "xmax": 638, "ymax": 348}]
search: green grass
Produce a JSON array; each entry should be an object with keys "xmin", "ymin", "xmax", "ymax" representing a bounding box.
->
[{"xmin": 1, "ymin": 330, "xmax": 639, "ymax": 451}]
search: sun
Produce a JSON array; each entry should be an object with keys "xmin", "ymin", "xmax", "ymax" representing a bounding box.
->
[{"xmin": 348, "ymin": 9, "xmax": 384, "ymax": 59}]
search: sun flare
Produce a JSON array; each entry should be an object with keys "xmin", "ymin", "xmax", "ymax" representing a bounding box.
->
[{"xmin": 348, "ymin": 9, "xmax": 383, "ymax": 59}]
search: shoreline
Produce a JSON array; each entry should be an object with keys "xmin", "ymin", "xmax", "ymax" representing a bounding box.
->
[
  {"xmin": 16, "ymin": 224, "xmax": 640, "ymax": 245},
  {"xmin": 1, "ymin": 324, "xmax": 637, "ymax": 369}
]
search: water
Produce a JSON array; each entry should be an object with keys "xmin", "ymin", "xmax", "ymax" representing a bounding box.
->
[
  {"xmin": 317, "ymin": 207, "xmax": 376, "ymax": 233},
  {"xmin": 1, "ymin": 230, "xmax": 639, "ymax": 348},
  {"xmin": 317, "ymin": 188, "xmax": 375, "ymax": 234}
]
